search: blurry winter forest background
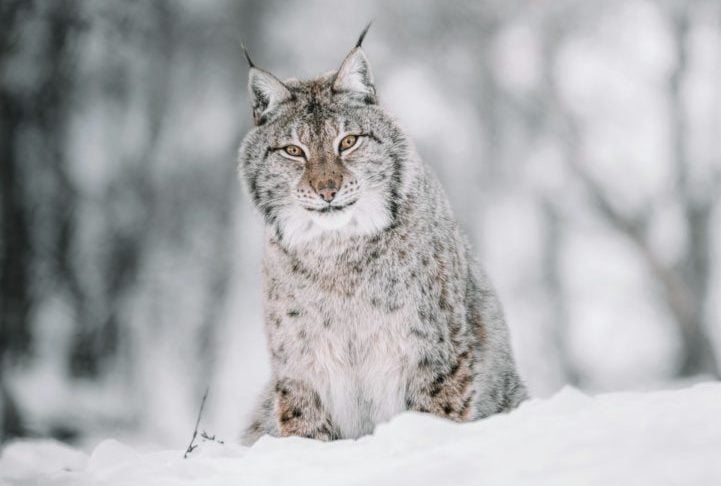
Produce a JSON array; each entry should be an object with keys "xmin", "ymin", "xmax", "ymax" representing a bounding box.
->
[{"xmin": 1, "ymin": 0, "xmax": 720, "ymax": 449}]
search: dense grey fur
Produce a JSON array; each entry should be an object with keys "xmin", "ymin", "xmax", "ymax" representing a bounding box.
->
[{"xmin": 237, "ymin": 38, "xmax": 526, "ymax": 444}]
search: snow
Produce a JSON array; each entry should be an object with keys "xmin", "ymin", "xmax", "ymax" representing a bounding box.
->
[{"xmin": 2, "ymin": 383, "xmax": 720, "ymax": 486}]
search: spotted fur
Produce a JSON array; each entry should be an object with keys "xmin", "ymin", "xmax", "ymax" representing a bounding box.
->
[{"xmin": 238, "ymin": 34, "xmax": 526, "ymax": 445}]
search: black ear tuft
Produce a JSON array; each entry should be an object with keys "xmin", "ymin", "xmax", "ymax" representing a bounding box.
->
[
  {"xmin": 241, "ymin": 42, "xmax": 255, "ymax": 68},
  {"xmin": 333, "ymin": 21, "xmax": 376, "ymax": 102},
  {"xmin": 355, "ymin": 21, "xmax": 373, "ymax": 48}
]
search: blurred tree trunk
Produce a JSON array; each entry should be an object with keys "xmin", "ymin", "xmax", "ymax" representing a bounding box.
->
[
  {"xmin": 541, "ymin": 199, "xmax": 581, "ymax": 387},
  {"xmin": 36, "ymin": 1, "xmax": 91, "ymax": 379},
  {"xmin": 466, "ymin": 16, "xmax": 500, "ymax": 254},
  {"xmin": 465, "ymin": 4, "xmax": 505, "ymax": 252},
  {"xmin": 1, "ymin": 0, "xmax": 84, "ymax": 439},
  {"xmin": 524, "ymin": 9, "xmax": 588, "ymax": 387},
  {"xmin": 666, "ymin": 3, "xmax": 719, "ymax": 377},
  {"xmin": 0, "ymin": 0, "xmax": 33, "ymax": 441}
]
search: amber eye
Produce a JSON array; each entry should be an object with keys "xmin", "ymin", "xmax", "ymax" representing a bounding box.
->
[
  {"xmin": 284, "ymin": 145, "xmax": 304, "ymax": 157},
  {"xmin": 339, "ymin": 134, "xmax": 358, "ymax": 152}
]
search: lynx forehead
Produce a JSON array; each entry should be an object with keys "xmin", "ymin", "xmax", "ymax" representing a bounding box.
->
[{"xmin": 238, "ymin": 26, "xmax": 526, "ymax": 444}]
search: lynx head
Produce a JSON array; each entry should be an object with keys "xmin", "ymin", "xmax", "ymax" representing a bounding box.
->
[{"xmin": 238, "ymin": 26, "xmax": 411, "ymax": 248}]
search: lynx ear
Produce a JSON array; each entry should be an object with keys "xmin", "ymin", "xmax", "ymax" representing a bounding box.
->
[
  {"xmin": 248, "ymin": 67, "xmax": 292, "ymax": 125},
  {"xmin": 333, "ymin": 24, "xmax": 376, "ymax": 102}
]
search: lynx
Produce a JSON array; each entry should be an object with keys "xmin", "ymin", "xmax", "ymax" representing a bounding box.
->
[{"xmin": 238, "ymin": 26, "xmax": 526, "ymax": 444}]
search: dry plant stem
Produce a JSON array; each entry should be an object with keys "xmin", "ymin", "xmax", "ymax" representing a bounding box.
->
[{"xmin": 183, "ymin": 388, "xmax": 209, "ymax": 459}]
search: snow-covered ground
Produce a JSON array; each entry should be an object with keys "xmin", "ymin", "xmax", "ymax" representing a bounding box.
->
[{"xmin": 2, "ymin": 383, "xmax": 720, "ymax": 486}]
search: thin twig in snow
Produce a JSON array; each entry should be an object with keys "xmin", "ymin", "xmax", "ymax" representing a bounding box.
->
[
  {"xmin": 201, "ymin": 430, "xmax": 224, "ymax": 444},
  {"xmin": 183, "ymin": 387, "xmax": 209, "ymax": 459}
]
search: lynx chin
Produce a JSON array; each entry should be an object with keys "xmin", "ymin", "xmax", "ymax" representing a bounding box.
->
[{"xmin": 238, "ymin": 26, "xmax": 527, "ymax": 444}]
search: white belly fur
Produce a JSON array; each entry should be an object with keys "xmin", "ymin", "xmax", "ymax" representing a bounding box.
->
[{"xmin": 307, "ymin": 301, "xmax": 416, "ymax": 438}]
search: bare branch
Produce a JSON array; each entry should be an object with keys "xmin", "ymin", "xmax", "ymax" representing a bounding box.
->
[
  {"xmin": 200, "ymin": 430, "xmax": 224, "ymax": 445},
  {"xmin": 183, "ymin": 388, "xmax": 209, "ymax": 459}
]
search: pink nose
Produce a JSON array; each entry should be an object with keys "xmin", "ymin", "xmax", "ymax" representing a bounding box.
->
[{"xmin": 318, "ymin": 188, "xmax": 337, "ymax": 202}]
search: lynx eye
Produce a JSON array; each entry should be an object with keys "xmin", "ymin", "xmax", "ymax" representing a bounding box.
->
[
  {"xmin": 339, "ymin": 134, "xmax": 358, "ymax": 152},
  {"xmin": 283, "ymin": 145, "xmax": 304, "ymax": 158}
]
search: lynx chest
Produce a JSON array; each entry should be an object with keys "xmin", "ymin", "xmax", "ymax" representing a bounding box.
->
[{"xmin": 265, "ymin": 249, "xmax": 422, "ymax": 438}]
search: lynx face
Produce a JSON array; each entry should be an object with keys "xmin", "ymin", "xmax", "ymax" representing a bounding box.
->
[{"xmin": 238, "ymin": 43, "xmax": 409, "ymax": 248}]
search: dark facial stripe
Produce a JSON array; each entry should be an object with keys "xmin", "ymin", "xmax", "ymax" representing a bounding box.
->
[
  {"xmin": 387, "ymin": 151, "xmax": 403, "ymax": 228},
  {"xmin": 248, "ymin": 171, "xmax": 261, "ymax": 206},
  {"xmin": 368, "ymin": 131, "xmax": 382, "ymax": 145}
]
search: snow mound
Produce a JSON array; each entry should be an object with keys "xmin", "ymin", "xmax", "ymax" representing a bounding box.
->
[{"xmin": 2, "ymin": 383, "xmax": 720, "ymax": 486}]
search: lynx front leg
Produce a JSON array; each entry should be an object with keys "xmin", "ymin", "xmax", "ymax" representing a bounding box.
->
[
  {"xmin": 274, "ymin": 378, "xmax": 339, "ymax": 440},
  {"xmin": 406, "ymin": 350, "xmax": 475, "ymax": 422}
]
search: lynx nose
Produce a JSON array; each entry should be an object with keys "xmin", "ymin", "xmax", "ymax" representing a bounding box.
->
[
  {"xmin": 318, "ymin": 187, "xmax": 337, "ymax": 202},
  {"xmin": 314, "ymin": 177, "xmax": 341, "ymax": 203}
]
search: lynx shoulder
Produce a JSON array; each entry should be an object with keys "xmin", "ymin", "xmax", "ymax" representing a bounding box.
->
[{"xmin": 237, "ymin": 28, "xmax": 526, "ymax": 444}]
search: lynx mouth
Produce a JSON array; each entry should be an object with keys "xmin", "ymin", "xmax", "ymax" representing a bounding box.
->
[{"xmin": 306, "ymin": 199, "xmax": 358, "ymax": 214}]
